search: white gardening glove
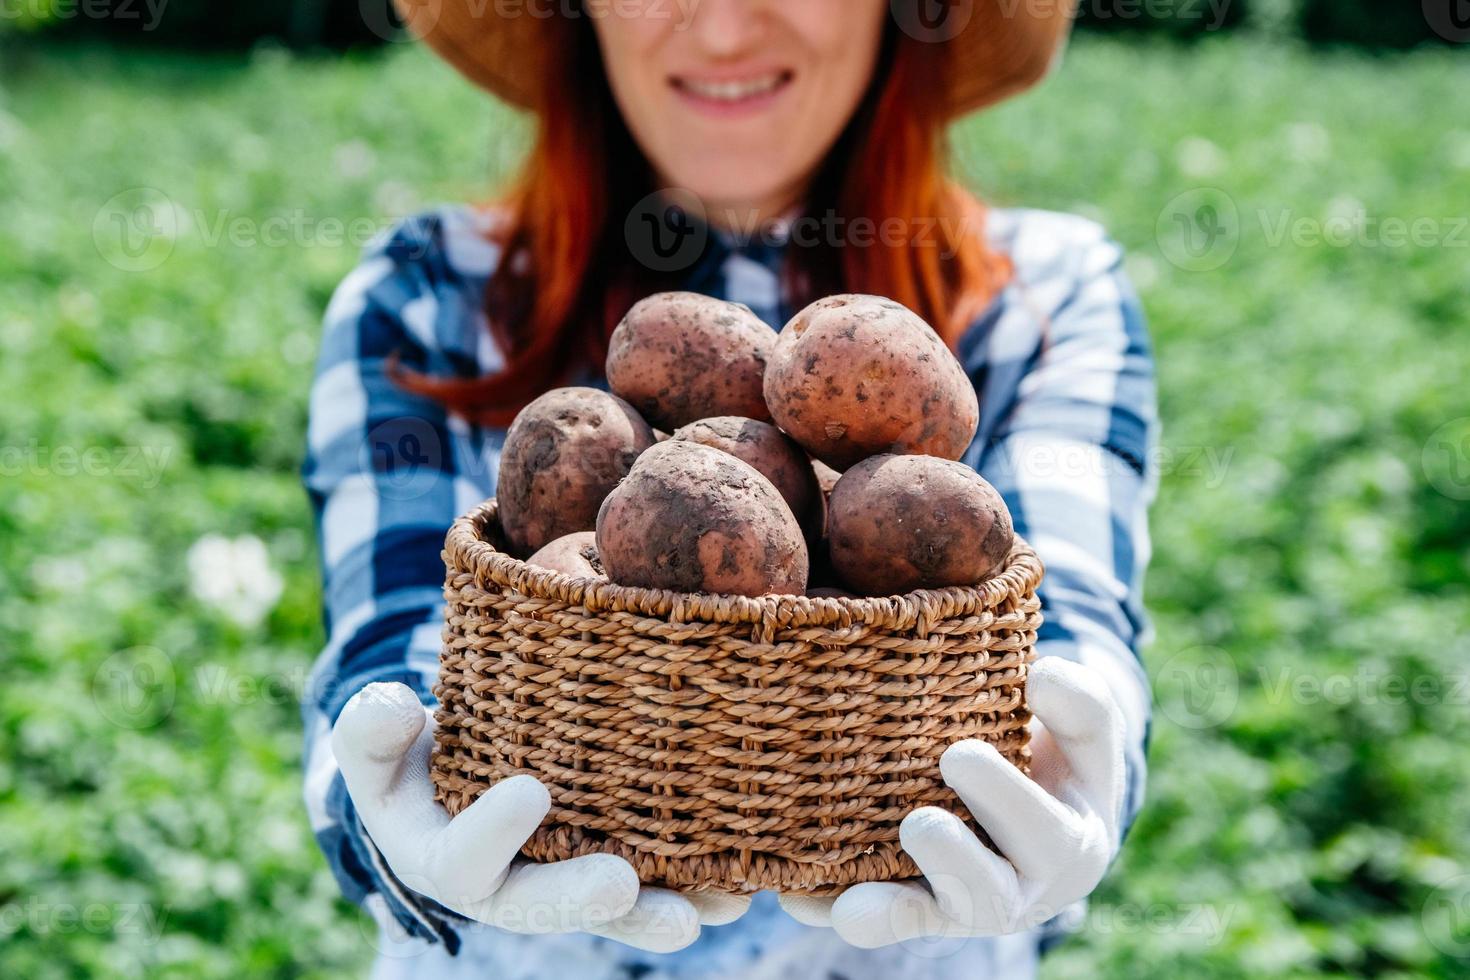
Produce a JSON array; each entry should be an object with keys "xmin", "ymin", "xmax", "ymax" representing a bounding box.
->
[
  {"xmin": 332, "ymin": 682, "xmax": 750, "ymax": 952},
  {"xmin": 778, "ymin": 658, "xmax": 1125, "ymax": 947}
]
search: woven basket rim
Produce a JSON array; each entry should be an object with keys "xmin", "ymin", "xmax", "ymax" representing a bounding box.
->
[{"xmin": 444, "ymin": 499, "xmax": 1044, "ymax": 632}]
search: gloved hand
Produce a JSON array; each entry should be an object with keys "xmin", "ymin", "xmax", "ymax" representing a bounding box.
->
[
  {"xmin": 778, "ymin": 658, "xmax": 1125, "ymax": 947},
  {"xmin": 332, "ymin": 682, "xmax": 750, "ymax": 952}
]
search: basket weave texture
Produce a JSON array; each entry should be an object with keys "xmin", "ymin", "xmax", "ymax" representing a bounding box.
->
[{"xmin": 430, "ymin": 499, "xmax": 1044, "ymax": 895}]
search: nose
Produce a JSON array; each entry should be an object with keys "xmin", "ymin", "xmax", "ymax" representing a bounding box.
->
[{"xmin": 685, "ymin": 0, "xmax": 768, "ymax": 59}]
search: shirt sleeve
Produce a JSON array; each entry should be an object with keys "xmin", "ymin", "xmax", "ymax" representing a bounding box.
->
[
  {"xmin": 299, "ymin": 221, "xmax": 493, "ymax": 953},
  {"xmin": 967, "ymin": 230, "xmax": 1158, "ymax": 846}
]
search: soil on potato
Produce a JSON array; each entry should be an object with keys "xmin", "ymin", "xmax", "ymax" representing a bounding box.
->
[{"xmin": 599, "ymin": 441, "xmax": 807, "ymax": 595}]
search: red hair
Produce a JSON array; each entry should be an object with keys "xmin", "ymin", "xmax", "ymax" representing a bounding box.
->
[{"xmin": 398, "ymin": 16, "xmax": 1011, "ymax": 426}]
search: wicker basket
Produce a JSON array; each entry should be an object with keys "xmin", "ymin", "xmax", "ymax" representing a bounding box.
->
[{"xmin": 430, "ymin": 499, "xmax": 1043, "ymax": 895}]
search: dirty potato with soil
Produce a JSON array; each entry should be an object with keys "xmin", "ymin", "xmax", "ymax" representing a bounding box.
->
[
  {"xmin": 762, "ymin": 294, "xmax": 979, "ymax": 470},
  {"xmin": 595, "ymin": 441, "xmax": 809, "ymax": 596},
  {"xmin": 490, "ymin": 291, "xmax": 1017, "ymax": 601},
  {"xmin": 525, "ymin": 531, "xmax": 606, "ymax": 580},
  {"xmin": 827, "ymin": 454, "xmax": 1013, "ymax": 595},
  {"xmin": 606, "ymin": 292, "xmax": 774, "ymax": 430},
  {"xmin": 670, "ymin": 416, "xmax": 819, "ymax": 532},
  {"xmin": 497, "ymin": 387, "xmax": 657, "ymax": 554}
]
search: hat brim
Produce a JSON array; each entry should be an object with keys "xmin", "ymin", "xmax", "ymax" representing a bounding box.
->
[{"xmin": 393, "ymin": 0, "xmax": 1075, "ymax": 118}]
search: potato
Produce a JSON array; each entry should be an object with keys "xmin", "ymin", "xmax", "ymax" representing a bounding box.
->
[
  {"xmin": 809, "ymin": 458, "xmax": 840, "ymax": 541},
  {"xmin": 525, "ymin": 532, "xmax": 605, "ymax": 580},
  {"xmin": 606, "ymin": 292, "xmax": 774, "ymax": 430},
  {"xmin": 763, "ymin": 294, "xmax": 979, "ymax": 470},
  {"xmin": 811, "ymin": 459, "xmax": 842, "ymax": 496},
  {"xmin": 595, "ymin": 441, "xmax": 808, "ymax": 596},
  {"xmin": 497, "ymin": 387, "xmax": 657, "ymax": 554},
  {"xmin": 670, "ymin": 417, "xmax": 819, "ymax": 532},
  {"xmin": 827, "ymin": 454, "xmax": 1013, "ymax": 595}
]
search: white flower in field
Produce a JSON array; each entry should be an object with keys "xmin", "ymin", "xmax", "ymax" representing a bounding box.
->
[
  {"xmin": 1325, "ymin": 195, "xmax": 1367, "ymax": 232},
  {"xmin": 373, "ymin": 180, "xmax": 420, "ymax": 220},
  {"xmin": 333, "ymin": 140, "xmax": 376, "ymax": 179},
  {"xmin": 1070, "ymin": 202, "xmax": 1106, "ymax": 224},
  {"xmin": 280, "ymin": 328, "xmax": 316, "ymax": 365},
  {"xmin": 1124, "ymin": 253, "xmax": 1160, "ymax": 291},
  {"xmin": 187, "ymin": 534, "xmax": 284, "ymax": 628},
  {"xmin": 58, "ymin": 288, "xmax": 101, "ymax": 328},
  {"xmin": 1285, "ymin": 122, "xmax": 1330, "ymax": 163},
  {"xmin": 31, "ymin": 556, "xmax": 89, "ymax": 592},
  {"xmin": 1449, "ymin": 132, "xmax": 1470, "ymax": 171},
  {"xmin": 1175, "ymin": 137, "xmax": 1227, "ymax": 179},
  {"xmin": 0, "ymin": 107, "xmax": 23, "ymax": 154}
]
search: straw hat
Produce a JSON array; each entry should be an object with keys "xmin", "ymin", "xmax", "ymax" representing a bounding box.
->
[{"xmin": 391, "ymin": 0, "xmax": 1076, "ymax": 117}]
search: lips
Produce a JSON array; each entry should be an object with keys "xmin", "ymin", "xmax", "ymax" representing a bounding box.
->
[{"xmin": 671, "ymin": 70, "xmax": 794, "ymax": 105}]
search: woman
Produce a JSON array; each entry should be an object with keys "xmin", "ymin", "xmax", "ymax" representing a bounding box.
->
[{"xmin": 303, "ymin": 1, "xmax": 1156, "ymax": 976}]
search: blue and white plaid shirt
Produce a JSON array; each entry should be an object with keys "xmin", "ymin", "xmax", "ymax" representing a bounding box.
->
[{"xmin": 302, "ymin": 204, "xmax": 1157, "ymax": 978}]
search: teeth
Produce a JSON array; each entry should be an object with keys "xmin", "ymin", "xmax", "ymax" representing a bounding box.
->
[{"xmin": 680, "ymin": 73, "xmax": 785, "ymax": 102}]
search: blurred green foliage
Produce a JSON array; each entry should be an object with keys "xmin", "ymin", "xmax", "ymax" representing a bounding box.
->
[
  {"xmin": 1295, "ymin": 0, "xmax": 1454, "ymax": 49},
  {"xmin": 1079, "ymin": 0, "xmax": 1456, "ymax": 47},
  {"xmin": 1077, "ymin": 0, "xmax": 1247, "ymax": 38},
  {"xmin": 0, "ymin": 32, "xmax": 1467, "ymax": 979},
  {"xmin": 1, "ymin": 0, "xmax": 1461, "ymax": 48},
  {"xmin": 0, "ymin": 0, "xmax": 397, "ymax": 46}
]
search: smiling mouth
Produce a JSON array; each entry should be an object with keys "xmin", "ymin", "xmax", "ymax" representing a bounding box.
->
[{"xmin": 670, "ymin": 70, "xmax": 795, "ymax": 106}]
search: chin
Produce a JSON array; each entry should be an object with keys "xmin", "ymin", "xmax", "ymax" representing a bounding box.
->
[{"xmin": 668, "ymin": 162, "xmax": 799, "ymax": 223}]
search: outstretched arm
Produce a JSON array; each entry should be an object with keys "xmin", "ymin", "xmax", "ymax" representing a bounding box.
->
[
  {"xmin": 782, "ymin": 226, "xmax": 1157, "ymax": 945},
  {"xmin": 301, "ymin": 221, "xmax": 736, "ymax": 953}
]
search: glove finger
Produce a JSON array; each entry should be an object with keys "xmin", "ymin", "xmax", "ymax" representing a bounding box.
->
[
  {"xmin": 683, "ymin": 890, "xmax": 752, "ymax": 926},
  {"xmin": 940, "ymin": 740, "xmax": 1091, "ymax": 883},
  {"xmin": 829, "ymin": 881, "xmax": 946, "ymax": 949},
  {"xmin": 462, "ymin": 854, "xmax": 639, "ymax": 933},
  {"xmin": 333, "ymin": 684, "xmax": 449, "ymax": 879},
  {"xmin": 588, "ymin": 886, "xmax": 701, "ymax": 953},
  {"xmin": 425, "ymin": 774, "xmax": 551, "ymax": 906},
  {"xmin": 332, "ymin": 682, "xmax": 432, "ymax": 804},
  {"xmin": 899, "ymin": 806, "xmax": 1020, "ymax": 933},
  {"xmin": 778, "ymin": 892, "xmax": 837, "ymax": 927},
  {"xmin": 1027, "ymin": 658, "xmax": 1126, "ymax": 834}
]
